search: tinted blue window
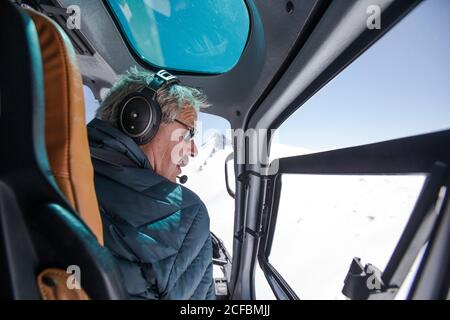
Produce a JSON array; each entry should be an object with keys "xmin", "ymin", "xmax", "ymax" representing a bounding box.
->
[{"xmin": 107, "ymin": 0, "xmax": 250, "ymax": 74}]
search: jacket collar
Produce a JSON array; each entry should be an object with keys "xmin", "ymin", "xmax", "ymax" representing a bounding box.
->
[{"xmin": 87, "ymin": 118, "xmax": 152, "ymax": 170}]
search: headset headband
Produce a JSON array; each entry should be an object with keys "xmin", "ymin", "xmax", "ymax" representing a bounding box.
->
[{"xmin": 147, "ymin": 69, "xmax": 180, "ymax": 93}]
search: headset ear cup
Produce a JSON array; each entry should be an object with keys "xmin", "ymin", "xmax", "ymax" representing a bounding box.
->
[
  {"xmin": 119, "ymin": 91, "xmax": 161, "ymax": 145},
  {"xmin": 117, "ymin": 70, "xmax": 178, "ymax": 145},
  {"xmin": 134, "ymin": 100, "xmax": 161, "ymax": 145}
]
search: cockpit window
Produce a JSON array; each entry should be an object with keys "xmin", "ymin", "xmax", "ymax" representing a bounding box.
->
[{"xmin": 106, "ymin": 0, "xmax": 250, "ymax": 74}]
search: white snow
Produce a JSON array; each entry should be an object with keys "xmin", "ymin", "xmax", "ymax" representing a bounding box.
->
[
  {"xmin": 184, "ymin": 132, "xmax": 235, "ymax": 252},
  {"xmin": 183, "ymin": 137, "xmax": 426, "ymax": 300}
]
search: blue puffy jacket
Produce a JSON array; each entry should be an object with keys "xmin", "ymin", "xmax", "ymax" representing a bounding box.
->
[{"xmin": 87, "ymin": 118, "xmax": 215, "ymax": 300}]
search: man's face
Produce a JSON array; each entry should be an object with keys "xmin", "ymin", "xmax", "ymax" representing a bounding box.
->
[{"xmin": 142, "ymin": 105, "xmax": 198, "ymax": 182}]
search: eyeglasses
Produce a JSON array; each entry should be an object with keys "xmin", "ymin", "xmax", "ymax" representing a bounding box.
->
[{"xmin": 174, "ymin": 119, "xmax": 197, "ymax": 142}]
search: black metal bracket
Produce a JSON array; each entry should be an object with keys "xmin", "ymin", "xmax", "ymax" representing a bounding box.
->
[
  {"xmin": 342, "ymin": 257, "xmax": 396, "ymax": 300},
  {"xmin": 237, "ymin": 170, "xmax": 272, "ymax": 185},
  {"xmin": 211, "ymin": 232, "xmax": 232, "ymax": 300},
  {"xmin": 234, "ymin": 226, "xmax": 264, "ymax": 242}
]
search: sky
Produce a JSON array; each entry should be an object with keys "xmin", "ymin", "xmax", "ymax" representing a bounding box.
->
[
  {"xmin": 85, "ymin": 0, "xmax": 450, "ymax": 153},
  {"xmin": 274, "ymin": 0, "xmax": 450, "ymax": 152}
]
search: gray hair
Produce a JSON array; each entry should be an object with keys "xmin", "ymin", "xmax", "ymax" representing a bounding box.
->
[{"xmin": 96, "ymin": 66, "xmax": 210, "ymax": 125}]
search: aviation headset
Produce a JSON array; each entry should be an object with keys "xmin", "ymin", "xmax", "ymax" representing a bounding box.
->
[{"xmin": 118, "ymin": 69, "xmax": 180, "ymax": 145}]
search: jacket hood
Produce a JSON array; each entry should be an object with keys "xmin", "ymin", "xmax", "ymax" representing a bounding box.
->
[{"xmin": 87, "ymin": 118, "xmax": 151, "ymax": 169}]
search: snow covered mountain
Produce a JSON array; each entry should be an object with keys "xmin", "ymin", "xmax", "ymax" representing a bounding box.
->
[
  {"xmin": 183, "ymin": 134, "xmax": 425, "ymax": 300},
  {"xmin": 189, "ymin": 132, "xmax": 232, "ymax": 172}
]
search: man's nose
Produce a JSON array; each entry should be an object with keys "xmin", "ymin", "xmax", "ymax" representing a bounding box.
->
[{"xmin": 190, "ymin": 140, "xmax": 198, "ymax": 157}]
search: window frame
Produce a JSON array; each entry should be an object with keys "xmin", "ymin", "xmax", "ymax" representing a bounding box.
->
[{"xmin": 257, "ymin": 130, "xmax": 450, "ymax": 299}]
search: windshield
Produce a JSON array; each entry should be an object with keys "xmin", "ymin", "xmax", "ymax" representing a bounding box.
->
[{"xmin": 106, "ymin": 0, "xmax": 250, "ymax": 74}]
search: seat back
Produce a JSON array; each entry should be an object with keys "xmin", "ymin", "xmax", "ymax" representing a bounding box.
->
[
  {"xmin": 0, "ymin": 1, "xmax": 125, "ymax": 299},
  {"xmin": 26, "ymin": 8, "xmax": 103, "ymax": 245}
]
